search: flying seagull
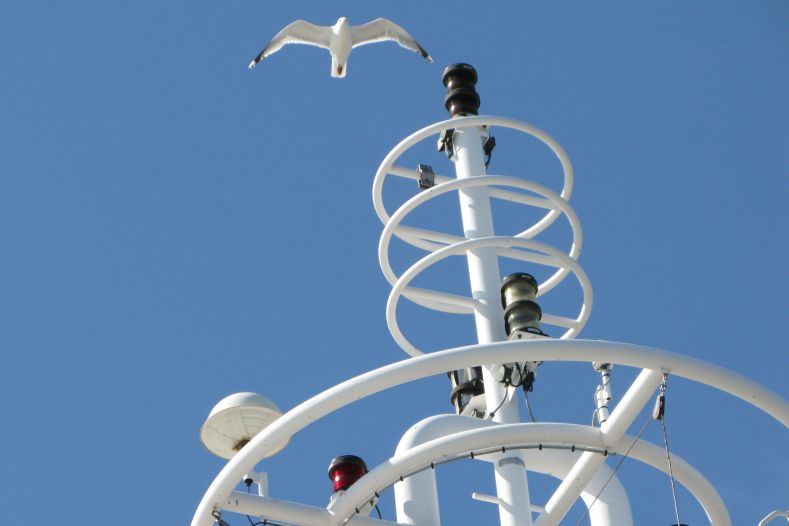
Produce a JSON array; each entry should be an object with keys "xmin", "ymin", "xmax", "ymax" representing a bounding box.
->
[{"xmin": 248, "ymin": 17, "xmax": 432, "ymax": 78}]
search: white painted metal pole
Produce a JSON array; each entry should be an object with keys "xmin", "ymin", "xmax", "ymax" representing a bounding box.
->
[
  {"xmin": 534, "ymin": 368, "xmax": 663, "ymax": 526},
  {"xmin": 448, "ymin": 83, "xmax": 532, "ymax": 525}
]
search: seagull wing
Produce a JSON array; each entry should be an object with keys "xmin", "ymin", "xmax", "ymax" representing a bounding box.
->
[
  {"xmin": 350, "ymin": 18, "xmax": 432, "ymax": 62},
  {"xmin": 249, "ymin": 20, "xmax": 332, "ymax": 69}
]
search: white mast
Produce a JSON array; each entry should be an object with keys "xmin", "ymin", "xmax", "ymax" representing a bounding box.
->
[
  {"xmin": 190, "ymin": 62, "xmax": 789, "ymax": 526},
  {"xmin": 441, "ymin": 64, "xmax": 532, "ymax": 526}
]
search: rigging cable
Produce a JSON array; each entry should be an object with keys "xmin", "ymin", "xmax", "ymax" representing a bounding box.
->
[
  {"xmin": 656, "ymin": 373, "xmax": 682, "ymax": 526},
  {"xmin": 573, "ymin": 407, "xmax": 655, "ymax": 526}
]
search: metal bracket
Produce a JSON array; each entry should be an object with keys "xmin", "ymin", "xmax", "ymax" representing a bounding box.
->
[
  {"xmin": 242, "ymin": 471, "xmax": 269, "ymax": 497},
  {"xmin": 482, "ymin": 134, "xmax": 496, "ymax": 168},
  {"xmin": 437, "ymin": 128, "xmax": 455, "ymax": 159},
  {"xmin": 417, "ymin": 164, "xmax": 435, "ymax": 190}
]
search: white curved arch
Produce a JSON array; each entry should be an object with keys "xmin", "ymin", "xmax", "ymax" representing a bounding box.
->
[
  {"xmin": 329, "ymin": 422, "xmax": 730, "ymax": 526},
  {"xmin": 191, "ymin": 339, "xmax": 788, "ymax": 526},
  {"xmin": 372, "ymin": 115, "xmax": 574, "ymax": 234},
  {"xmin": 386, "ymin": 236, "xmax": 592, "ymax": 355},
  {"xmin": 377, "ymin": 175, "xmax": 582, "ymax": 291},
  {"xmin": 390, "ymin": 414, "xmax": 632, "ymax": 526}
]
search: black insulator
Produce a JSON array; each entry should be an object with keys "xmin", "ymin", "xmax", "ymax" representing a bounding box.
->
[{"xmin": 442, "ymin": 63, "xmax": 480, "ymax": 117}]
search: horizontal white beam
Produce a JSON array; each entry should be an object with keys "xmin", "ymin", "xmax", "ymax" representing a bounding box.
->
[
  {"xmin": 221, "ymin": 492, "xmax": 405, "ymax": 526},
  {"xmin": 389, "ymin": 165, "xmax": 557, "ymax": 210}
]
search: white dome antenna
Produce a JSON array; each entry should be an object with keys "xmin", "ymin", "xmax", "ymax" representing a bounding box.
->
[{"xmin": 200, "ymin": 392, "xmax": 289, "ymax": 460}]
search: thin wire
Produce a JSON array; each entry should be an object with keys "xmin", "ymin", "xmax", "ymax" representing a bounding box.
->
[
  {"xmin": 524, "ymin": 390, "xmax": 537, "ymax": 422},
  {"xmin": 241, "ymin": 481, "xmax": 287, "ymax": 526},
  {"xmin": 659, "ymin": 390, "xmax": 682, "ymax": 526},
  {"xmin": 487, "ymin": 384, "xmax": 509, "ymax": 419},
  {"xmin": 374, "ymin": 504, "xmax": 382, "ymax": 519},
  {"xmin": 573, "ymin": 413, "xmax": 654, "ymax": 526}
]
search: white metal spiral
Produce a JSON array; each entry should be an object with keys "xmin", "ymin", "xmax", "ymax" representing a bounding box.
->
[{"xmin": 373, "ymin": 115, "xmax": 592, "ymax": 356}]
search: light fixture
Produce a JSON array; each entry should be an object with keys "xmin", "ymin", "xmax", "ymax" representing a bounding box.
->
[
  {"xmin": 200, "ymin": 392, "xmax": 289, "ymax": 460},
  {"xmin": 500, "ymin": 272, "xmax": 544, "ymax": 336},
  {"xmin": 328, "ymin": 455, "xmax": 368, "ymax": 494}
]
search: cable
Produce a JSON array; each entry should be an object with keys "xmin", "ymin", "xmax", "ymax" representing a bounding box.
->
[
  {"xmin": 573, "ymin": 412, "xmax": 654, "ymax": 526},
  {"xmin": 657, "ymin": 374, "xmax": 682, "ymax": 526},
  {"xmin": 660, "ymin": 418, "xmax": 681, "ymax": 526},
  {"xmin": 524, "ymin": 390, "xmax": 538, "ymax": 422},
  {"xmin": 487, "ymin": 384, "xmax": 509, "ymax": 419},
  {"xmin": 374, "ymin": 504, "xmax": 382, "ymax": 519},
  {"xmin": 238, "ymin": 482, "xmax": 289, "ymax": 526},
  {"xmin": 244, "ymin": 482, "xmax": 264, "ymax": 526}
]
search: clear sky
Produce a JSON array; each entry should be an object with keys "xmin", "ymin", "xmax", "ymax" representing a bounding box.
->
[{"xmin": 2, "ymin": 1, "xmax": 787, "ymax": 525}]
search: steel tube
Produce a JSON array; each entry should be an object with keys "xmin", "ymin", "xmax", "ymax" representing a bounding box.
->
[
  {"xmin": 389, "ymin": 165, "xmax": 557, "ymax": 210},
  {"xmin": 535, "ymin": 368, "xmax": 662, "ymax": 526},
  {"xmin": 450, "ymin": 123, "xmax": 532, "ymax": 526},
  {"xmin": 221, "ymin": 492, "xmax": 404, "ymax": 526},
  {"xmin": 330, "ymin": 420, "xmax": 729, "ymax": 526}
]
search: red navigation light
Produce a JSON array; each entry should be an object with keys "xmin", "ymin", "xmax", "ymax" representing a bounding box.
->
[{"xmin": 327, "ymin": 455, "xmax": 368, "ymax": 493}]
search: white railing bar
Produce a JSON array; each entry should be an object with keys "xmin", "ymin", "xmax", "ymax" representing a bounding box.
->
[
  {"xmin": 540, "ymin": 313, "xmax": 581, "ymax": 329},
  {"xmin": 534, "ymin": 368, "xmax": 663, "ymax": 526},
  {"xmin": 395, "ymin": 225, "xmax": 463, "ymax": 246},
  {"xmin": 221, "ymin": 492, "xmax": 404, "ymax": 526},
  {"xmin": 389, "ymin": 166, "xmax": 557, "ymax": 210},
  {"xmin": 403, "ymin": 286, "xmax": 478, "ymax": 313}
]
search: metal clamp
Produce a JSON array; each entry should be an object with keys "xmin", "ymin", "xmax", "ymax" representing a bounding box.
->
[
  {"xmin": 437, "ymin": 128, "xmax": 455, "ymax": 159},
  {"xmin": 417, "ymin": 164, "xmax": 435, "ymax": 190}
]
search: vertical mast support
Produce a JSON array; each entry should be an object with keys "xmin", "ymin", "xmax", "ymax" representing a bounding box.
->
[
  {"xmin": 444, "ymin": 63, "xmax": 533, "ymax": 526},
  {"xmin": 534, "ymin": 368, "xmax": 662, "ymax": 526}
]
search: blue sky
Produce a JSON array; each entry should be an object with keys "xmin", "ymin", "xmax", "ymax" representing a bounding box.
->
[{"xmin": 2, "ymin": 1, "xmax": 787, "ymax": 525}]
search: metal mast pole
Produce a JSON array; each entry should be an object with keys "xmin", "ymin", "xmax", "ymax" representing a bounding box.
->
[{"xmin": 443, "ymin": 64, "xmax": 533, "ymax": 526}]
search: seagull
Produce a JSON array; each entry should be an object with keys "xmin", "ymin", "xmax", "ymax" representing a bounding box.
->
[{"xmin": 248, "ymin": 17, "xmax": 432, "ymax": 78}]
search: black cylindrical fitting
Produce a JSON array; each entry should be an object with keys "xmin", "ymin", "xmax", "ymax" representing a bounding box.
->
[
  {"xmin": 503, "ymin": 299, "xmax": 543, "ymax": 336},
  {"xmin": 447, "ymin": 366, "xmax": 485, "ymax": 414},
  {"xmin": 443, "ymin": 63, "xmax": 480, "ymax": 117}
]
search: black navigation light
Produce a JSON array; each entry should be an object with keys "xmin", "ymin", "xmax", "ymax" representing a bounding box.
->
[{"xmin": 501, "ymin": 273, "xmax": 544, "ymax": 336}]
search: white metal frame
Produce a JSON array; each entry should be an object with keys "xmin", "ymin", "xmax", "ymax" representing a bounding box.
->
[
  {"xmin": 192, "ymin": 115, "xmax": 788, "ymax": 526},
  {"xmin": 191, "ymin": 339, "xmax": 789, "ymax": 526}
]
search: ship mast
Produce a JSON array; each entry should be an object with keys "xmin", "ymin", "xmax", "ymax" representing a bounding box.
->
[
  {"xmin": 191, "ymin": 63, "xmax": 789, "ymax": 526},
  {"xmin": 442, "ymin": 63, "xmax": 533, "ymax": 526}
]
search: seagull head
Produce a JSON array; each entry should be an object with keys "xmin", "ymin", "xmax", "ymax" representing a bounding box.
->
[{"xmin": 335, "ymin": 16, "xmax": 349, "ymax": 26}]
